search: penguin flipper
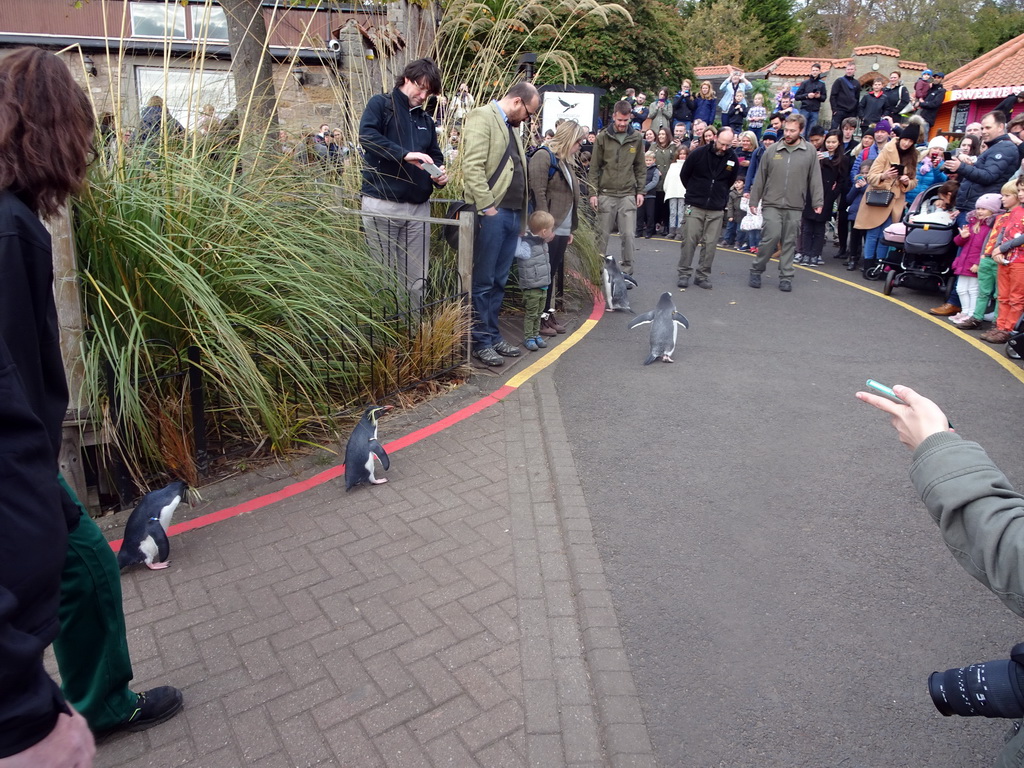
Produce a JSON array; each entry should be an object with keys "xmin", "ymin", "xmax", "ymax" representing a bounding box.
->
[
  {"xmin": 643, "ymin": 353, "xmax": 657, "ymax": 365},
  {"xmin": 628, "ymin": 311, "xmax": 655, "ymax": 329},
  {"xmin": 369, "ymin": 439, "xmax": 390, "ymax": 470},
  {"xmin": 672, "ymin": 312, "xmax": 690, "ymax": 329},
  {"xmin": 623, "ymin": 274, "xmax": 638, "ymax": 288}
]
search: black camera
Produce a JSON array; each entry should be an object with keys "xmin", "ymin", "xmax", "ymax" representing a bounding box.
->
[{"xmin": 929, "ymin": 643, "xmax": 1024, "ymax": 718}]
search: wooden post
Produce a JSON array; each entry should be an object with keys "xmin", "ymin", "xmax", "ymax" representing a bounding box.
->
[
  {"xmin": 457, "ymin": 210, "xmax": 475, "ymax": 363},
  {"xmin": 46, "ymin": 207, "xmax": 90, "ymax": 507}
]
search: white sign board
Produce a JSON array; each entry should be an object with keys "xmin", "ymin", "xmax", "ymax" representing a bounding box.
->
[{"xmin": 541, "ymin": 91, "xmax": 596, "ymax": 136}]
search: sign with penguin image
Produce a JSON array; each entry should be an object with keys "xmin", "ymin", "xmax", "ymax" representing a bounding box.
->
[{"xmin": 541, "ymin": 91, "xmax": 596, "ymax": 135}]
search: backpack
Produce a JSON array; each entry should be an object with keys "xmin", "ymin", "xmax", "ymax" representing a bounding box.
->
[{"xmin": 527, "ymin": 147, "xmax": 560, "ymax": 212}]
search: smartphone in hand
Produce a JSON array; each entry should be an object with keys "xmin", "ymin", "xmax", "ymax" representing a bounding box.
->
[{"xmin": 421, "ymin": 162, "xmax": 444, "ymax": 178}]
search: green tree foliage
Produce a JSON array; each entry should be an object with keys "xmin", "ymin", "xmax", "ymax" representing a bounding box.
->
[
  {"xmin": 677, "ymin": 0, "xmax": 771, "ymax": 70},
  {"xmin": 557, "ymin": 0, "xmax": 690, "ymax": 94},
  {"xmin": 743, "ymin": 0, "xmax": 800, "ymax": 59}
]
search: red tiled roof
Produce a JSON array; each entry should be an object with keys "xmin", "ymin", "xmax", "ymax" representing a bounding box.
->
[
  {"xmin": 853, "ymin": 45, "xmax": 901, "ymax": 57},
  {"xmin": 831, "ymin": 58, "xmax": 852, "ymax": 68},
  {"xmin": 764, "ymin": 56, "xmax": 835, "ymax": 77},
  {"xmin": 944, "ymin": 32, "xmax": 1024, "ymax": 90},
  {"xmin": 692, "ymin": 64, "xmax": 742, "ymax": 78},
  {"xmin": 898, "ymin": 60, "xmax": 927, "ymax": 71}
]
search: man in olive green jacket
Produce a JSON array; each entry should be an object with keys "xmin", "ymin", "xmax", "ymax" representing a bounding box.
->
[
  {"xmin": 590, "ymin": 100, "xmax": 646, "ymax": 275},
  {"xmin": 461, "ymin": 82, "xmax": 539, "ymax": 366}
]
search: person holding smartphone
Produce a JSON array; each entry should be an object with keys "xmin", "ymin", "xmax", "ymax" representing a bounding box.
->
[{"xmin": 359, "ymin": 58, "xmax": 449, "ymax": 312}]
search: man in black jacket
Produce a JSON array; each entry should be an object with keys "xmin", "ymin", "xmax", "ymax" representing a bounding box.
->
[
  {"xmin": 359, "ymin": 58, "xmax": 448, "ymax": 312},
  {"xmin": 795, "ymin": 63, "xmax": 827, "ymax": 137},
  {"xmin": 916, "ymin": 72, "xmax": 946, "ymax": 136},
  {"xmin": 675, "ymin": 127, "xmax": 740, "ymax": 289},
  {"xmin": 830, "ymin": 61, "xmax": 861, "ymax": 129},
  {"xmin": 945, "ymin": 110, "xmax": 1019, "ymax": 221}
]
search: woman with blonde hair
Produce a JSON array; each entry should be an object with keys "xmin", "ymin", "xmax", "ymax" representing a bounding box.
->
[
  {"xmin": 528, "ymin": 120, "xmax": 587, "ymax": 334},
  {"xmin": 693, "ymin": 81, "xmax": 717, "ymax": 126}
]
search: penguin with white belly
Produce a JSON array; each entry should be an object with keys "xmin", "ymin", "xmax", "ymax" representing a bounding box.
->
[
  {"xmin": 117, "ymin": 480, "xmax": 188, "ymax": 570},
  {"xmin": 344, "ymin": 404, "xmax": 394, "ymax": 490},
  {"xmin": 602, "ymin": 255, "xmax": 637, "ymax": 313},
  {"xmin": 629, "ymin": 291, "xmax": 689, "ymax": 365}
]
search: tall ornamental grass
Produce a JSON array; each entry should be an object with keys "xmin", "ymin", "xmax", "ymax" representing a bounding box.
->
[{"xmin": 75, "ymin": 145, "xmax": 463, "ymax": 486}]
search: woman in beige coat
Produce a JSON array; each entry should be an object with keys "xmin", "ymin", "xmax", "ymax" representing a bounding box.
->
[
  {"xmin": 528, "ymin": 120, "xmax": 586, "ymax": 334},
  {"xmin": 855, "ymin": 120, "xmax": 920, "ymax": 270}
]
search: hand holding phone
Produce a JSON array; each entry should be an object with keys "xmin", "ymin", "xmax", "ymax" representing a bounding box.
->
[
  {"xmin": 421, "ymin": 162, "xmax": 444, "ymax": 178},
  {"xmin": 866, "ymin": 379, "xmax": 905, "ymax": 403}
]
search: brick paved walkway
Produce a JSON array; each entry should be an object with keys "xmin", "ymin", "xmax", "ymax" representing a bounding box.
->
[{"xmin": 60, "ymin": 369, "xmax": 655, "ymax": 767}]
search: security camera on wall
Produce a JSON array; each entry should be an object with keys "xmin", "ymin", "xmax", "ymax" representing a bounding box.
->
[{"xmin": 327, "ymin": 38, "xmax": 342, "ymax": 53}]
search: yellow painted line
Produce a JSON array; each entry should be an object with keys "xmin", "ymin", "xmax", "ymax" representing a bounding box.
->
[
  {"xmin": 808, "ymin": 267, "xmax": 1024, "ymax": 384},
  {"xmin": 504, "ymin": 316, "xmax": 601, "ymax": 389}
]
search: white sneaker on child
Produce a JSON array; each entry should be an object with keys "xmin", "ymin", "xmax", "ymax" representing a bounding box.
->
[{"xmin": 948, "ymin": 312, "xmax": 967, "ymax": 324}]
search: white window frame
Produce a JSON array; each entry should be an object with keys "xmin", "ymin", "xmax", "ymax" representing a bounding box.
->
[
  {"xmin": 190, "ymin": 5, "xmax": 229, "ymax": 42},
  {"xmin": 136, "ymin": 66, "xmax": 236, "ymax": 132}
]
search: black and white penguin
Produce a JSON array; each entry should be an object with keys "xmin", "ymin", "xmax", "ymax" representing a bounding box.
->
[
  {"xmin": 117, "ymin": 480, "xmax": 188, "ymax": 570},
  {"xmin": 629, "ymin": 291, "xmax": 690, "ymax": 365},
  {"xmin": 602, "ymin": 255, "xmax": 637, "ymax": 313},
  {"xmin": 344, "ymin": 404, "xmax": 393, "ymax": 490}
]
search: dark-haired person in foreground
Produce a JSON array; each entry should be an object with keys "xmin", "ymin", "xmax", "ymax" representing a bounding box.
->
[
  {"xmin": 359, "ymin": 57, "xmax": 448, "ymax": 312},
  {"xmin": 858, "ymin": 384, "xmax": 1024, "ymax": 767},
  {"xmin": 0, "ymin": 48, "xmax": 181, "ymax": 764}
]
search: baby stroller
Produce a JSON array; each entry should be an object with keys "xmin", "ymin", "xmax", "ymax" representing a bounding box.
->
[
  {"xmin": 1007, "ymin": 312, "xmax": 1024, "ymax": 360},
  {"xmin": 871, "ymin": 184, "xmax": 958, "ymax": 297}
]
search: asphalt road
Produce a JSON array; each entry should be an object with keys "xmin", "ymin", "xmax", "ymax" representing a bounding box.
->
[{"xmin": 553, "ymin": 236, "xmax": 1024, "ymax": 767}]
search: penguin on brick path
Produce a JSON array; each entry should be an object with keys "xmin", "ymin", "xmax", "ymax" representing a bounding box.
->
[
  {"xmin": 117, "ymin": 480, "xmax": 188, "ymax": 570},
  {"xmin": 629, "ymin": 291, "xmax": 689, "ymax": 365},
  {"xmin": 602, "ymin": 255, "xmax": 637, "ymax": 314},
  {"xmin": 344, "ymin": 404, "xmax": 394, "ymax": 490}
]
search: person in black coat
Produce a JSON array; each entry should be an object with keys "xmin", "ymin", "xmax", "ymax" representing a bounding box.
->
[
  {"xmin": 0, "ymin": 47, "xmax": 97, "ymax": 764},
  {"xmin": 672, "ymin": 79, "xmax": 696, "ymax": 134},
  {"xmin": 359, "ymin": 58, "xmax": 448, "ymax": 310},
  {"xmin": 675, "ymin": 127, "xmax": 740, "ymax": 289},
  {"xmin": 830, "ymin": 62, "xmax": 862, "ymax": 129},
  {"xmin": 799, "ymin": 131, "xmax": 849, "ymax": 266},
  {"xmin": 916, "ymin": 73, "xmax": 947, "ymax": 134},
  {"xmin": 859, "ymin": 78, "xmax": 889, "ymax": 134},
  {"xmin": 795, "ymin": 63, "xmax": 828, "ymax": 136}
]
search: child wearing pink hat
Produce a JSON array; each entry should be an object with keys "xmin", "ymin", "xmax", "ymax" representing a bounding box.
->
[{"xmin": 951, "ymin": 192, "xmax": 1002, "ymax": 328}]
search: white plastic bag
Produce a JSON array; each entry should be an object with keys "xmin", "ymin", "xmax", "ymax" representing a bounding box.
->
[{"xmin": 740, "ymin": 210, "xmax": 762, "ymax": 231}]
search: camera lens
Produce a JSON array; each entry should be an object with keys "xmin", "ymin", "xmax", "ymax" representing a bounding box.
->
[{"xmin": 929, "ymin": 659, "xmax": 1024, "ymax": 718}]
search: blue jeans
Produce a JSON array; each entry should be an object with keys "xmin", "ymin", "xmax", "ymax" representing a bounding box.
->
[
  {"xmin": 862, "ymin": 222, "xmax": 888, "ymax": 263},
  {"xmin": 801, "ymin": 110, "xmax": 819, "ymax": 137},
  {"xmin": 472, "ymin": 208, "xmax": 521, "ymax": 350},
  {"xmin": 722, "ymin": 220, "xmax": 738, "ymax": 245}
]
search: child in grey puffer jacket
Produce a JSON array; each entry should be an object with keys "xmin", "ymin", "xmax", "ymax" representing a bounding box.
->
[{"xmin": 516, "ymin": 210, "xmax": 555, "ymax": 351}]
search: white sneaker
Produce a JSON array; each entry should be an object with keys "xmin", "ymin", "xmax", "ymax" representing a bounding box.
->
[
  {"xmin": 794, "ymin": 253, "xmax": 804, "ymax": 265},
  {"xmin": 948, "ymin": 312, "xmax": 967, "ymax": 324}
]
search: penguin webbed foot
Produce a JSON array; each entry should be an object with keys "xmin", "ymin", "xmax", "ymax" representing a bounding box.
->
[
  {"xmin": 662, "ymin": 355, "xmax": 674, "ymax": 363},
  {"xmin": 146, "ymin": 561, "xmax": 171, "ymax": 570},
  {"xmin": 369, "ymin": 477, "xmax": 389, "ymax": 485}
]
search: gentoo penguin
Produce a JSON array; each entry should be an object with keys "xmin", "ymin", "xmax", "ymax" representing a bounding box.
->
[
  {"xmin": 602, "ymin": 255, "xmax": 637, "ymax": 313},
  {"xmin": 629, "ymin": 291, "xmax": 690, "ymax": 365},
  {"xmin": 117, "ymin": 480, "xmax": 188, "ymax": 570},
  {"xmin": 344, "ymin": 404, "xmax": 393, "ymax": 490}
]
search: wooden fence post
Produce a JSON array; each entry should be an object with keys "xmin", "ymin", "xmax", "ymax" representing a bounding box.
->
[
  {"xmin": 457, "ymin": 211, "xmax": 475, "ymax": 363},
  {"xmin": 46, "ymin": 207, "xmax": 90, "ymax": 507}
]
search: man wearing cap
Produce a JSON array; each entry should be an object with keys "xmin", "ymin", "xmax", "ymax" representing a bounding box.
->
[
  {"xmin": 916, "ymin": 72, "xmax": 946, "ymax": 136},
  {"xmin": 830, "ymin": 61, "xmax": 861, "ymax": 129}
]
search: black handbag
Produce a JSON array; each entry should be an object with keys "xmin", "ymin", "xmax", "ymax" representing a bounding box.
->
[{"xmin": 865, "ymin": 188, "xmax": 895, "ymax": 207}]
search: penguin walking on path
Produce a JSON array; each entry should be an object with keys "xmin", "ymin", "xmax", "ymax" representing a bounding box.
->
[
  {"xmin": 117, "ymin": 480, "xmax": 188, "ymax": 570},
  {"xmin": 344, "ymin": 404, "xmax": 394, "ymax": 490},
  {"xmin": 602, "ymin": 255, "xmax": 637, "ymax": 313},
  {"xmin": 629, "ymin": 291, "xmax": 690, "ymax": 365}
]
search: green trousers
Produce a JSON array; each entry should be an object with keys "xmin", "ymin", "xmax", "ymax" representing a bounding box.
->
[
  {"xmin": 973, "ymin": 256, "xmax": 999, "ymax": 322},
  {"xmin": 54, "ymin": 476, "xmax": 137, "ymax": 732},
  {"xmin": 523, "ymin": 288, "xmax": 547, "ymax": 338}
]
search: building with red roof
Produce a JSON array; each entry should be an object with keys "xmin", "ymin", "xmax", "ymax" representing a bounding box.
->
[{"xmin": 935, "ymin": 32, "xmax": 1024, "ymax": 137}]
